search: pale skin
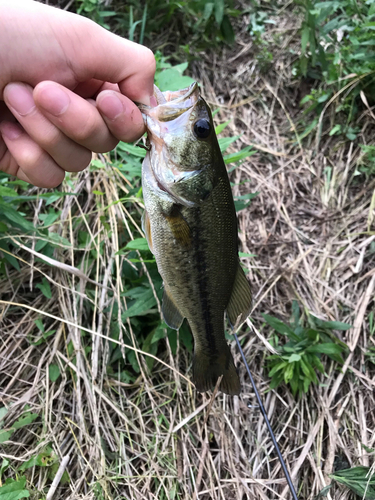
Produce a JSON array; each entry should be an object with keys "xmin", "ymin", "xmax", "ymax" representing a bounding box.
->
[{"xmin": 0, "ymin": 0, "xmax": 156, "ymax": 188}]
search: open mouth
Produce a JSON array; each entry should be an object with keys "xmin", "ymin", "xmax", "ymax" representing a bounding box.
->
[{"xmin": 139, "ymin": 82, "xmax": 200, "ymax": 123}]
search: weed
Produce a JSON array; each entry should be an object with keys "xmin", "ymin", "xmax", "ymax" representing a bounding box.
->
[
  {"xmin": 76, "ymin": 0, "xmax": 117, "ymax": 29},
  {"xmin": 0, "ymin": 475, "xmax": 30, "ymax": 500},
  {"xmin": 74, "ymin": 0, "xmax": 239, "ymax": 51},
  {"xmin": 295, "ymin": 0, "xmax": 375, "ymax": 140},
  {"xmin": 330, "ymin": 465, "xmax": 375, "ymax": 499},
  {"xmin": 357, "ymin": 145, "xmax": 375, "ymax": 178},
  {"xmin": 264, "ymin": 301, "xmax": 349, "ymax": 397}
]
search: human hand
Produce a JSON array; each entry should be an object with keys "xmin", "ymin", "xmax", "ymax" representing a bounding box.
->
[{"xmin": 0, "ymin": 0, "xmax": 155, "ymax": 187}]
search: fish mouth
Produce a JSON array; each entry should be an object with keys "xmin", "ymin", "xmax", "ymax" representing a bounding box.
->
[
  {"xmin": 140, "ymin": 82, "xmax": 200, "ymax": 123},
  {"xmin": 140, "ymin": 82, "xmax": 204, "ymax": 208}
]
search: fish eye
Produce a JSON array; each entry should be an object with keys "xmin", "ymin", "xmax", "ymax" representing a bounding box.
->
[{"xmin": 193, "ymin": 119, "xmax": 211, "ymax": 139}]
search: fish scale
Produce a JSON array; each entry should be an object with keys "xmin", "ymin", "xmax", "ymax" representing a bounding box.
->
[{"xmin": 141, "ymin": 83, "xmax": 252, "ymax": 395}]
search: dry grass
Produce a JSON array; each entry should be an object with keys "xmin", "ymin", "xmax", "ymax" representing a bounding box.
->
[{"xmin": 1, "ymin": 4, "xmax": 375, "ymax": 500}]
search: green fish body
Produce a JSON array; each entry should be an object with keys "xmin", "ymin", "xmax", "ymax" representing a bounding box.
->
[{"xmin": 141, "ymin": 83, "xmax": 252, "ymax": 395}]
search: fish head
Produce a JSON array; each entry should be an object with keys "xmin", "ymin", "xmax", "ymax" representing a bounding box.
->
[{"xmin": 141, "ymin": 83, "xmax": 220, "ymax": 207}]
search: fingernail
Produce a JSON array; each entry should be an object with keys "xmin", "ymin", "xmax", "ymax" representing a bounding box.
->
[
  {"xmin": 37, "ymin": 83, "xmax": 70, "ymax": 116},
  {"xmin": 150, "ymin": 95, "xmax": 157, "ymax": 108},
  {"xmin": 0, "ymin": 122, "xmax": 23, "ymax": 140},
  {"xmin": 99, "ymin": 92, "xmax": 124, "ymax": 120},
  {"xmin": 5, "ymin": 83, "xmax": 36, "ymax": 116}
]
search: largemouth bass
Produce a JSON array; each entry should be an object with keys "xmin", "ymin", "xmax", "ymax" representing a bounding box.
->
[{"xmin": 141, "ymin": 83, "xmax": 252, "ymax": 395}]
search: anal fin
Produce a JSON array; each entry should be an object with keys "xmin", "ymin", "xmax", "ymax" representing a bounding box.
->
[
  {"xmin": 162, "ymin": 288, "xmax": 184, "ymax": 330},
  {"xmin": 226, "ymin": 263, "xmax": 252, "ymax": 328}
]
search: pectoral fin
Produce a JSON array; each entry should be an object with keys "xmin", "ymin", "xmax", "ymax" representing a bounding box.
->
[
  {"xmin": 141, "ymin": 210, "xmax": 154, "ymax": 254},
  {"xmin": 162, "ymin": 288, "xmax": 184, "ymax": 330},
  {"xmin": 226, "ymin": 264, "xmax": 252, "ymax": 328},
  {"xmin": 165, "ymin": 205, "xmax": 191, "ymax": 248}
]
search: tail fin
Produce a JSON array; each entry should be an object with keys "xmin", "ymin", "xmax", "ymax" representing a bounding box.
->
[{"xmin": 192, "ymin": 345, "xmax": 240, "ymax": 396}]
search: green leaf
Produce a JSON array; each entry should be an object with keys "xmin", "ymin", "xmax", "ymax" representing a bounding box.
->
[
  {"xmin": 121, "ymin": 288, "xmax": 157, "ymax": 319},
  {"xmin": 215, "ymin": 120, "xmax": 231, "ymax": 135},
  {"xmin": 288, "ymin": 353, "xmax": 301, "ymax": 362},
  {"xmin": 220, "ymin": 14, "xmax": 235, "ymax": 44},
  {"xmin": 34, "ymin": 318, "xmax": 45, "ymax": 332},
  {"xmin": 155, "ymin": 69, "xmax": 195, "ymax": 92},
  {"xmin": 218, "ymin": 135, "xmax": 241, "ymax": 152},
  {"xmin": 35, "ymin": 278, "xmax": 52, "ymax": 299},
  {"xmin": 203, "ymin": 2, "xmax": 214, "ymax": 20},
  {"xmin": 301, "ymin": 25, "xmax": 310, "ymax": 54},
  {"xmin": 48, "ymin": 462, "xmax": 69, "ymax": 484},
  {"xmin": 223, "ymin": 147, "xmax": 256, "ymax": 164},
  {"xmin": 268, "ymin": 361, "xmax": 288, "ymax": 377},
  {"xmin": 0, "ymin": 430, "xmax": 13, "ymax": 444},
  {"xmin": 329, "ymin": 124, "xmax": 341, "ymax": 136},
  {"xmin": 19, "ymin": 450, "xmax": 55, "ymax": 471},
  {"xmin": 331, "ymin": 466, "xmax": 375, "ymax": 499},
  {"xmin": 312, "ymin": 355, "xmax": 325, "ymax": 374},
  {"xmin": 239, "ymin": 252, "xmax": 256, "ymax": 258},
  {"xmin": 306, "ymin": 343, "xmax": 344, "ymax": 355},
  {"xmin": 214, "ymin": 0, "xmax": 224, "ymax": 25},
  {"xmin": 303, "ymin": 376, "xmax": 311, "ymax": 393},
  {"xmin": 314, "ymin": 484, "xmax": 333, "ymax": 499},
  {"xmin": 0, "ymin": 477, "xmax": 30, "ymax": 500},
  {"xmin": 48, "ymin": 364, "xmax": 61, "ymax": 382},
  {"xmin": 284, "ymin": 362, "xmax": 295, "ymax": 383},
  {"xmin": 311, "ymin": 316, "xmax": 351, "ymax": 331},
  {"xmin": 13, "ymin": 412, "xmax": 38, "ymax": 430},
  {"xmin": 0, "ymin": 203, "xmax": 34, "ymax": 232},
  {"xmin": 234, "ymin": 192, "xmax": 259, "ymax": 212},
  {"xmin": 300, "ymin": 358, "xmax": 317, "ymax": 382},
  {"xmin": 0, "ymin": 242, "xmax": 20, "ymax": 271},
  {"xmin": 151, "ymin": 323, "xmax": 167, "ymax": 344},
  {"xmin": 0, "ymin": 458, "xmax": 9, "ymax": 477},
  {"xmin": 123, "ymin": 238, "xmax": 150, "ymax": 252},
  {"xmin": 34, "ymin": 239, "xmax": 49, "ymax": 252},
  {"xmin": 0, "ymin": 186, "xmax": 18, "ymax": 197},
  {"xmin": 0, "ymin": 407, "xmax": 8, "ymax": 424},
  {"xmin": 39, "ymin": 211, "xmax": 59, "ymax": 227},
  {"xmin": 117, "ymin": 142, "xmax": 146, "ymax": 158},
  {"xmin": 289, "ymin": 375, "xmax": 299, "ymax": 396},
  {"xmin": 46, "ymin": 232, "xmax": 71, "ymax": 248},
  {"xmin": 262, "ymin": 313, "xmax": 298, "ymax": 338},
  {"xmin": 179, "ymin": 322, "xmax": 193, "ymax": 353}
]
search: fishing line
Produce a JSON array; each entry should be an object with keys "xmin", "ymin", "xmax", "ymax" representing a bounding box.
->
[{"xmin": 234, "ymin": 333, "xmax": 299, "ymax": 500}]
